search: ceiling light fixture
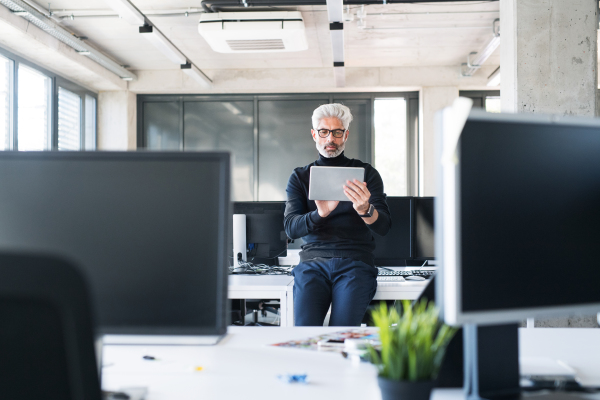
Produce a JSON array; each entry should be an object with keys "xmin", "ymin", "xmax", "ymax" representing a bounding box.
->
[
  {"xmin": 101, "ymin": 0, "xmax": 145, "ymax": 26},
  {"xmin": 326, "ymin": 0, "xmax": 345, "ymax": 88},
  {"xmin": 139, "ymin": 25, "xmax": 187, "ymax": 65},
  {"xmin": 461, "ymin": 18, "xmax": 500, "ymax": 77},
  {"xmin": 181, "ymin": 62, "xmax": 212, "ymax": 88},
  {"xmin": 0, "ymin": 0, "xmax": 136, "ymax": 80}
]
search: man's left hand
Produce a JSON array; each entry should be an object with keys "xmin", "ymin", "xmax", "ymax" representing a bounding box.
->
[{"xmin": 343, "ymin": 179, "xmax": 371, "ymax": 215}]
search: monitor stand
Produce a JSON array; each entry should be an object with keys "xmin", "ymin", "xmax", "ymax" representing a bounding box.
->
[
  {"xmin": 464, "ymin": 324, "xmax": 590, "ymax": 400},
  {"xmin": 464, "ymin": 323, "xmax": 521, "ymax": 400}
]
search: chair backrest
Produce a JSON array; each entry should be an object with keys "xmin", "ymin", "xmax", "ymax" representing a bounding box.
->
[{"xmin": 0, "ymin": 253, "xmax": 102, "ymax": 400}]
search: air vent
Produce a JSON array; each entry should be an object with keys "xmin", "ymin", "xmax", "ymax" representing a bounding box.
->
[
  {"xmin": 226, "ymin": 39, "xmax": 285, "ymax": 51},
  {"xmin": 199, "ymin": 11, "xmax": 308, "ymax": 53}
]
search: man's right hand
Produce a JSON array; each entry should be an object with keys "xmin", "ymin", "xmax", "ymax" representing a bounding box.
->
[{"xmin": 315, "ymin": 200, "xmax": 339, "ymax": 218}]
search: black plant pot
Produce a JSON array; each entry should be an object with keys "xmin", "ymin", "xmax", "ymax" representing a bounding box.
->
[{"xmin": 377, "ymin": 376, "xmax": 435, "ymax": 400}]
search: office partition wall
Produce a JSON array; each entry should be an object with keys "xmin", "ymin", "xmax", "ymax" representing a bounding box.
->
[{"xmin": 138, "ymin": 92, "xmax": 418, "ymax": 201}]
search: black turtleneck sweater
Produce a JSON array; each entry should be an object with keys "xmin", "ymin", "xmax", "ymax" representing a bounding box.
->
[{"xmin": 284, "ymin": 152, "xmax": 391, "ymax": 266}]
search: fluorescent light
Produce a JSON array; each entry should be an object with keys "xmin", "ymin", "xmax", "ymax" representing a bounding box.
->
[
  {"xmin": 181, "ymin": 63, "xmax": 212, "ymax": 88},
  {"xmin": 102, "ymin": 0, "xmax": 145, "ymax": 26},
  {"xmin": 326, "ymin": 0, "xmax": 343, "ymax": 22},
  {"xmin": 487, "ymin": 67, "xmax": 501, "ymax": 86},
  {"xmin": 77, "ymin": 50, "xmax": 91, "ymax": 55},
  {"xmin": 461, "ymin": 18, "xmax": 501, "ymax": 77},
  {"xmin": 333, "ymin": 66, "xmax": 345, "ymax": 88},
  {"xmin": 2, "ymin": 0, "xmax": 136, "ymax": 80},
  {"xmin": 139, "ymin": 25, "xmax": 187, "ymax": 65},
  {"xmin": 330, "ymin": 29, "xmax": 344, "ymax": 62}
]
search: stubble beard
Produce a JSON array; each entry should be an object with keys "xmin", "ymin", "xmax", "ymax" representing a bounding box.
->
[{"xmin": 317, "ymin": 141, "xmax": 346, "ymax": 158}]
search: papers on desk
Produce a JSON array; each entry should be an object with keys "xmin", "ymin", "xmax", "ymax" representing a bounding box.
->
[{"xmin": 270, "ymin": 328, "xmax": 379, "ymax": 353}]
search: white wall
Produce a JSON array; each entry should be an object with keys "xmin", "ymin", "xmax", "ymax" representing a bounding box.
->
[{"xmin": 98, "ymin": 91, "xmax": 137, "ymax": 151}]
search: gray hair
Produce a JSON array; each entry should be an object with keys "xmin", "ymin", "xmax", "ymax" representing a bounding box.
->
[{"xmin": 311, "ymin": 103, "xmax": 353, "ymax": 130}]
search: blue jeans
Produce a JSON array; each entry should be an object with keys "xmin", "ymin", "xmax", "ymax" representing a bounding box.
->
[{"xmin": 291, "ymin": 258, "xmax": 378, "ymax": 326}]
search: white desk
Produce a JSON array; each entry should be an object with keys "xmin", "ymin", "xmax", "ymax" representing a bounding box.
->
[
  {"xmin": 101, "ymin": 328, "xmax": 600, "ymax": 400},
  {"xmin": 228, "ymin": 274, "xmax": 428, "ymax": 326},
  {"xmin": 228, "ymin": 275, "xmax": 294, "ymax": 327},
  {"xmin": 228, "ymin": 272, "xmax": 430, "ymax": 326}
]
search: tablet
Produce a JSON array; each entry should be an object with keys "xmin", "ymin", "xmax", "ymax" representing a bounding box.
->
[{"xmin": 308, "ymin": 166, "xmax": 365, "ymax": 201}]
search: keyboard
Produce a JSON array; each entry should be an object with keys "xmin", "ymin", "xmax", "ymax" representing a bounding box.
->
[
  {"xmin": 377, "ymin": 269, "xmax": 436, "ymax": 278},
  {"xmin": 377, "ymin": 276, "xmax": 406, "ymax": 282}
]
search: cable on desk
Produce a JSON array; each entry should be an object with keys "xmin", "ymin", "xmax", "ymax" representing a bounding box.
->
[
  {"xmin": 228, "ymin": 248, "xmax": 294, "ymax": 275},
  {"xmin": 229, "ymin": 258, "xmax": 292, "ymax": 276}
]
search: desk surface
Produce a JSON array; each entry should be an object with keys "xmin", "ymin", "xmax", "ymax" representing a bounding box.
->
[
  {"xmin": 102, "ymin": 327, "xmax": 379, "ymax": 400},
  {"xmin": 228, "ymin": 275, "xmax": 294, "ymax": 291},
  {"xmin": 101, "ymin": 327, "xmax": 600, "ymax": 400}
]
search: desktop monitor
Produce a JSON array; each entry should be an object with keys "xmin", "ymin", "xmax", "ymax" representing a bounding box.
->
[
  {"xmin": 437, "ymin": 109, "xmax": 600, "ymax": 326},
  {"xmin": 373, "ymin": 196, "xmax": 412, "ymax": 266},
  {"xmin": 0, "ymin": 152, "xmax": 231, "ymax": 344},
  {"xmin": 413, "ymin": 197, "xmax": 435, "ymax": 261},
  {"xmin": 232, "ymin": 202, "xmax": 287, "ymax": 266}
]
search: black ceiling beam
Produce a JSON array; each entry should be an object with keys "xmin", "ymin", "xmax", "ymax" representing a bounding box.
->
[{"xmin": 201, "ymin": 0, "xmax": 497, "ymax": 12}]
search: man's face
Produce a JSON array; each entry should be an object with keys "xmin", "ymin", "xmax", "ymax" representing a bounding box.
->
[{"xmin": 311, "ymin": 117, "xmax": 349, "ymax": 158}]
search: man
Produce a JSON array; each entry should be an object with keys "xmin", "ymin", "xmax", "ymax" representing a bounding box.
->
[{"xmin": 284, "ymin": 103, "xmax": 391, "ymax": 326}]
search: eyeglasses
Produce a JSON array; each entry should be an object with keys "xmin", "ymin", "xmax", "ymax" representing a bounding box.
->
[{"xmin": 316, "ymin": 129, "xmax": 346, "ymax": 138}]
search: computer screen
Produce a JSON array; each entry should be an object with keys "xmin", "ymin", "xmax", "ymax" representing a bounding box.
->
[
  {"xmin": 373, "ymin": 197, "xmax": 412, "ymax": 266},
  {"xmin": 0, "ymin": 152, "xmax": 230, "ymax": 337},
  {"xmin": 413, "ymin": 197, "xmax": 435, "ymax": 260},
  {"xmin": 438, "ymin": 110, "xmax": 600, "ymax": 325},
  {"xmin": 233, "ymin": 202, "xmax": 287, "ymax": 266}
]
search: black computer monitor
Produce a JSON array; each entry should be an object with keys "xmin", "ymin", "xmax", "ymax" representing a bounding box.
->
[
  {"xmin": 0, "ymin": 152, "xmax": 230, "ymax": 344},
  {"xmin": 373, "ymin": 197, "xmax": 412, "ymax": 266},
  {"xmin": 413, "ymin": 197, "xmax": 435, "ymax": 261},
  {"xmin": 436, "ymin": 109, "xmax": 600, "ymax": 400},
  {"xmin": 438, "ymin": 110, "xmax": 600, "ymax": 325},
  {"xmin": 233, "ymin": 202, "xmax": 287, "ymax": 266}
]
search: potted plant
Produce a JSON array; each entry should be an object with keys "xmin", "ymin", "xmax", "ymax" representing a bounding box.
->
[{"xmin": 368, "ymin": 300, "xmax": 457, "ymax": 400}]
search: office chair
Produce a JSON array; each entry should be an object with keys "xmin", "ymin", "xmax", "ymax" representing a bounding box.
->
[{"xmin": 0, "ymin": 253, "xmax": 102, "ymax": 400}]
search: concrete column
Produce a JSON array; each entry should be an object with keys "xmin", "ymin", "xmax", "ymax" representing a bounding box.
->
[
  {"xmin": 419, "ymin": 86, "xmax": 458, "ymax": 196},
  {"xmin": 98, "ymin": 91, "xmax": 137, "ymax": 150},
  {"xmin": 501, "ymin": 0, "xmax": 598, "ymax": 115}
]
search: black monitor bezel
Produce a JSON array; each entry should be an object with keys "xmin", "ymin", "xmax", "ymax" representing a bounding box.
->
[{"xmin": 0, "ymin": 151, "xmax": 231, "ymax": 337}]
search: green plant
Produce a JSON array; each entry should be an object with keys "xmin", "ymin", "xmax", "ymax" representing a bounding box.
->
[{"xmin": 368, "ymin": 300, "xmax": 457, "ymax": 382}]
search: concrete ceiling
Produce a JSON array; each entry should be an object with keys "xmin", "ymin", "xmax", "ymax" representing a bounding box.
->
[{"xmin": 38, "ymin": 0, "xmax": 500, "ymax": 74}]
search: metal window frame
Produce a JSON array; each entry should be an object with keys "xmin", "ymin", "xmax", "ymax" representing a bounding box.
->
[
  {"xmin": 0, "ymin": 45, "xmax": 98, "ymax": 151},
  {"xmin": 0, "ymin": 53, "xmax": 16, "ymax": 150},
  {"xmin": 459, "ymin": 90, "xmax": 501, "ymax": 110},
  {"xmin": 137, "ymin": 91, "xmax": 420, "ymax": 199}
]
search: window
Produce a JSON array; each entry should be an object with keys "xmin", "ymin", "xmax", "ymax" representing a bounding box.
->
[
  {"xmin": 58, "ymin": 87, "xmax": 81, "ymax": 150},
  {"xmin": 459, "ymin": 91, "xmax": 501, "ymax": 112},
  {"xmin": 0, "ymin": 46, "xmax": 98, "ymax": 152},
  {"xmin": 374, "ymin": 98, "xmax": 408, "ymax": 196},
  {"xmin": 485, "ymin": 96, "xmax": 501, "ymax": 113},
  {"xmin": 18, "ymin": 64, "xmax": 51, "ymax": 151},
  {"xmin": 0, "ymin": 55, "xmax": 11, "ymax": 150}
]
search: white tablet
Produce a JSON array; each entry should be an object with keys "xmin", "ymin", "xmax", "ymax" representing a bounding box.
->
[{"xmin": 308, "ymin": 166, "xmax": 365, "ymax": 201}]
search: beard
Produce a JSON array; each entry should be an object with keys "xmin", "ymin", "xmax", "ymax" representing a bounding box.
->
[{"xmin": 316, "ymin": 140, "xmax": 346, "ymax": 158}]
